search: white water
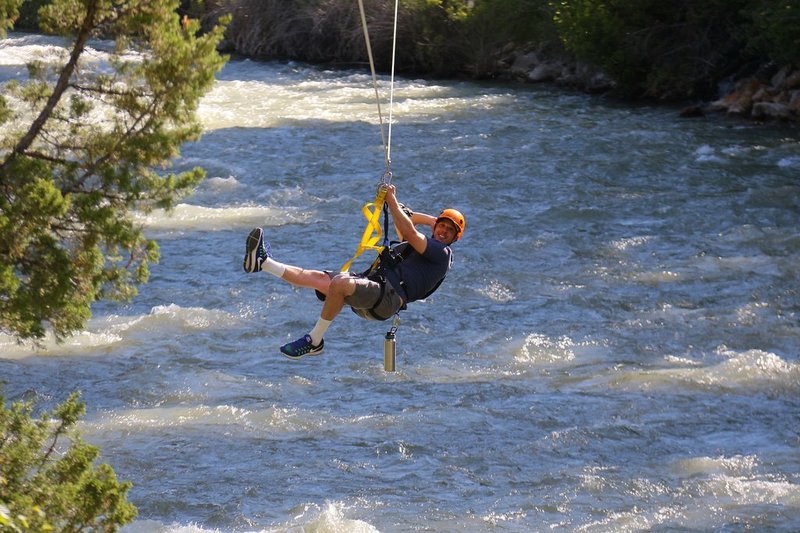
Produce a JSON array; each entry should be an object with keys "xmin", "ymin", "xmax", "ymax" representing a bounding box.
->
[{"xmin": 2, "ymin": 33, "xmax": 800, "ymax": 532}]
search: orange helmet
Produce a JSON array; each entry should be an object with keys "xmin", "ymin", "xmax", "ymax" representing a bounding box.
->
[{"xmin": 436, "ymin": 208, "xmax": 466, "ymax": 241}]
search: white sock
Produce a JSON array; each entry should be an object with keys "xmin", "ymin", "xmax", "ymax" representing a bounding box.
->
[
  {"xmin": 308, "ymin": 318, "xmax": 332, "ymax": 346},
  {"xmin": 261, "ymin": 257, "xmax": 287, "ymax": 278}
]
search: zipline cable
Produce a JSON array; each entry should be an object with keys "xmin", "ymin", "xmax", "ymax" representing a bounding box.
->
[
  {"xmin": 386, "ymin": 0, "xmax": 400, "ymax": 167},
  {"xmin": 356, "ymin": 0, "xmax": 396, "ymax": 173}
]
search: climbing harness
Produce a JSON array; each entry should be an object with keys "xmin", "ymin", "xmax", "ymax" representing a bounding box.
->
[
  {"xmin": 339, "ymin": 172, "xmax": 392, "ymax": 273},
  {"xmin": 340, "ymin": 0, "xmax": 401, "ymax": 274}
]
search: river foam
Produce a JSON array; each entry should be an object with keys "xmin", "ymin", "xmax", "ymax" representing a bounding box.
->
[
  {"xmin": 0, "ymin": 304, "xmax": 239, "ymax": 359},
  {"xmin": 609, "ymin": 347, "xmax": 800, "ymax": 394},
  {"xmin": 122, "ymin": 500, "xmax": 380, "ymax": 533},
  {"xmin": 133, "ymin": 203, "xmax": 311, "ymax": 231}
]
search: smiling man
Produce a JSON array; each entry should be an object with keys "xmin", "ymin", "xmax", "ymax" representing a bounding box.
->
[{"xmin": 243, "ymin": 184, "xmax": 466, "ymax": 359}]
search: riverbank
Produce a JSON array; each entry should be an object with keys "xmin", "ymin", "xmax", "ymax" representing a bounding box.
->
[
  {"xmin": 219, "ymin": 33, "xmax": 800, "ymax": 124},
  {"xmin": 495, "ymin": 47, "xmax": 800, "ymax": 123},
  {"xmin": 11, "ymin": 0, "xmax": 798, "ymax": 124}
]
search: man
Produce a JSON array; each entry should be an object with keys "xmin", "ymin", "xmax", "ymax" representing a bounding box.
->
[{"xmin": 242, "ymin": 184, "xmax": 466, "ymax": 359}]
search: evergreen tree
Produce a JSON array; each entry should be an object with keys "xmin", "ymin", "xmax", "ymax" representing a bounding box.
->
[
  {"xmin": 0, "ymin": 0, "xmax": 229, "ymax": 342},
  {"xmin": 0, "ymin": 392, "xmax": 137, "ymax": 532}
]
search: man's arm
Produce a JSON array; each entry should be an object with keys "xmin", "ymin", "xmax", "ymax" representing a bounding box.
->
[
  {"xmin": 385, "ymin": 185, "xmax": 432, "ymax": 255},
  {"xmin": 410, "ymin": 211, "xmax": 436, "ymax": 227},
  {"xmin": 393, "ymin": 212, "xmax": 436, "ymax": 244}
]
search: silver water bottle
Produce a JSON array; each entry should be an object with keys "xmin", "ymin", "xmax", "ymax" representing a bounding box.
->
[
  {"xmin": 383, "ymin": 314, "xmax": 400, "ymax": 372},
  {"xmin": 384, "ymin": 330, "xmax": 396, "ymax": 372}
]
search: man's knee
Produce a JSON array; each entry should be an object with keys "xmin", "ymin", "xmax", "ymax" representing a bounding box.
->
[{"xmin": 329, "ymin": 274, "xmax": 356, "ymax": 297}]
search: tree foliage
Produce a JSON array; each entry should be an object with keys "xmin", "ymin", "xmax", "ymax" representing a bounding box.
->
[
  {"xmin": 0, "ymin": 0, "xmax": 229, "ymax": 342},
  {"xmin": 551, "ymin": 0, "xmax": 799, "ymax": 99},
  {"xmin": 551, "ymin": 0, "xmax": 752, "ymax": 98},
  {"xmin": 747, "ymin": 0, "xmax": 800, "ymax": 68},
  {"xmin": 459, "ymin": 0, "xmax": 557, "ymax": 76},
  {"xmin": 0, "ymin": 392, "xmax": 137, "ymax": 532}
]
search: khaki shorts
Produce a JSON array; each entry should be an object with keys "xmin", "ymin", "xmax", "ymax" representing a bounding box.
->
[{"xmin": 324, "ymin": 271, "xmax": 405, "ymax": 321}]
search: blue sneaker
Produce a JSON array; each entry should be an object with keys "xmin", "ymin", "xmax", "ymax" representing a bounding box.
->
[
  {"xmin": 243, "ymin": 227, "xmax": 271, "ymax": 273},
  {"xmin": 280, "ymin": 334, "xmax": 324, "ymax": 359}
]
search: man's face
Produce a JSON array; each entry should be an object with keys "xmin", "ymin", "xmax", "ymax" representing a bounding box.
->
[{"xmin": 433, "ymin": 219, "xmax": 459, "ymax": 245}]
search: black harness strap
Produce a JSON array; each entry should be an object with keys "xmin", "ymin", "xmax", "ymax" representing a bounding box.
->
[{"xmin": 364, "ymin": 272, "xmax": 389, "ymax": 320}]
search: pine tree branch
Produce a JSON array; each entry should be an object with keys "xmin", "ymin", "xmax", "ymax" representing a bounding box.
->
[{"xmin": 0, "ymin": 0, "xmax": 99, "ymax": 169}]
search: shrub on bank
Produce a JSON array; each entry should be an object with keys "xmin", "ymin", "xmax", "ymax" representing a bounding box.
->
[
  {"xmin": 210, "ymin": 0, "xmax": 557, "ymax": 78},
  {"xmin": 551, "ymin": 0, "xmax": 799, "ymax": 101},
  {"xmin": 0, "ymin": 392, "xmax": 137, "ymax": 532},
  {"xmin": 747, "ymin": 1, "xmax": 800, "ymax": 68},
  {"xmin": 551, "ymin": 0, "xmax": 756, "ymax": 100}
]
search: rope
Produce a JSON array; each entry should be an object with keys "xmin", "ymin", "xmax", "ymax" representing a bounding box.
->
[
  {"xmin": 342, "ymin": 0, "xmax": 400, "ymax": 273},
  {"xmin": 387, "ymin": 0, "xmax": 399, "ymax": 165},
  {"xmin": 356, "ymin": 0, "xmax": 399, "ymax": 173}
]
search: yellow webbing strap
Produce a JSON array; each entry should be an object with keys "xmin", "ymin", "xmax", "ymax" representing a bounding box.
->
[{"xmin": 340, "ymin": 185, "xmax": 388, "ymax": 273}]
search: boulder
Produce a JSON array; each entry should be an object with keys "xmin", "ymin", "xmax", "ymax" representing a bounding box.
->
[
  {"xmin": 784, "ymin": 70, "xmax": 800, "ymax": 90},
  {"xmin": 680, "ymin": 105, "xmax": 705, "ymax": 118},
  {"xmin": 771, "ymin": 66, "xmax": 790, "ymax": 88},
  {"xmin": 510, "ymin": 52, "xmax": 540, "ymax": 77},
  {"xmin": 788, "ymin": 90, "xmax": 800, "ymax": 111},
  {"xmin": 711, "ymin": 78, "xmax": 764, "ymax": 115},
  {"xmin": 527, "ymin": 62, "xmax": 561, "ymax": 83},
  {"xmin": 752, "ymin": 102, "xmax": 790, "ymax": 120},
  {"xmin": 585, "ymin": 72, "xmax": 615, "ymax": 93}
]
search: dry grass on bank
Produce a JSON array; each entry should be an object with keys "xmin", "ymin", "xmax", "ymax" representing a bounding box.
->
[{"xmin": 209, "ymin": 0, "xmax": 415, "ymax": 69}]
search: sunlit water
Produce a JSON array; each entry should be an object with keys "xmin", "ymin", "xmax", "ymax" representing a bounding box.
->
[{"xmin": 2, "ymin": 33, "xmax": 800, "ymax": 532}]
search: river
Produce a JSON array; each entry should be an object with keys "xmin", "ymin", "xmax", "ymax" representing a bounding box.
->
[{"xmin": 2, "ymin": 33, "xmax": 800, "ymax": 532}]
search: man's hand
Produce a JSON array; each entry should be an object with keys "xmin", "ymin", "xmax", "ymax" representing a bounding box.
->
[
  {"xmin": 384, "ymin": 184, "xmax": 398, "ymax": 208},
  {"xmin": 385, "ymin": 184, "xmax": 428, "ymax": 254}
]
